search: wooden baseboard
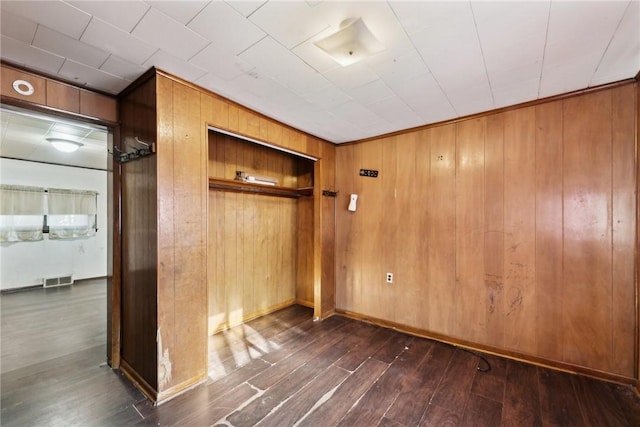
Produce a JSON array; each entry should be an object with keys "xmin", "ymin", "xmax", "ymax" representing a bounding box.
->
[
  {"xmin": 335, "ymin": 308, "xmax": 637, "ymax": 387},
  {"xmin": 156, "ymin": 373, "xmax": 207, "ymax": 405},
  {"xmin": 120, "ymin": 358, "xmax": 207, "ymax": 405},
  {"xmin": 208, "ymin": 299, "xmax": 297, "ymax": 335},
  {"xmin": 294, "ymin": 299, "xmax": 314, "ymax": 309},
  {"xmin": 119, "ymin": 359, "xmax": 158, "ymax": 403}
]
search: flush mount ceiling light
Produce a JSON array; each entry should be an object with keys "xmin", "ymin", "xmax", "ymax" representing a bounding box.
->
[
  {"xmin": 314, "ymin": 18, "xmax": 384, "ymax": 67},
  {"xmin": 46, "ymin": 138, "xmax": 83, "ymax": 153}
]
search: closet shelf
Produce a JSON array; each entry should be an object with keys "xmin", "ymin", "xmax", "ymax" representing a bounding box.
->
[{"xmin": 208, "ymin": 178, "xmax": 313, "ymax": 199}]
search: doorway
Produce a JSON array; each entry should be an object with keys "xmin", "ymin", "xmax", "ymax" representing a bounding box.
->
[{"xmin": 0, "ymin": 105, "xmax": 113, "ymax": 371}]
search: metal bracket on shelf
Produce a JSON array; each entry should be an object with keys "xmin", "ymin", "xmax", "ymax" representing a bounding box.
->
[{"xmin": 111, "ymin": 136, "xmax": 156, "ymax": 164}]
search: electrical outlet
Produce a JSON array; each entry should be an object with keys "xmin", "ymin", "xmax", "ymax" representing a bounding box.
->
[{"xmin": 386, "ymin": 272, "xmax": 393, "ymax": 284}]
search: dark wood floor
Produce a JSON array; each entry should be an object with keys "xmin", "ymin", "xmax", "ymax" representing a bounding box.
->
[{"xmin": 2, "ymin": 284, "xmax": 640, "ymax": 426}]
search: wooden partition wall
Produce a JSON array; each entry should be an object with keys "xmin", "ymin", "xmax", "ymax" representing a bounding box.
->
[
  {"xmin": 119, "ymin": 68, "xmax": 336, "ymax": 403},
  {"xmin": 335, "ymin": 83, "xmax": 637, "ymax": 382}
]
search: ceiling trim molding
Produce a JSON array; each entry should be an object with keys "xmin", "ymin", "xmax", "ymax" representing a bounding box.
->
[{"xmin": 343, "ymin": 77, "xmax": 638, "ymax": 146}]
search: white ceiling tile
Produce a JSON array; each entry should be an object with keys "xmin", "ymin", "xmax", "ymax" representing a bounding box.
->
[
  {"xmin": 304, "ymin": 85, "xmax": 351, "ymax": 110},
  {"xmin": 188, "ymin": 2, "xmax": 266, "ymax": 56},
  {"xmin": 33, "ymin": 26, "xmax": 109, "ymax": 69},
  {"xmin": 248, "ymin": 1, "xmax": 328, "ymax": 49},
  {"xmin": 143, "ymin": 50, "xmax": 207, "ymax": 84},
  {"xmin": 194, "ymin": 72, "xmax": 234, "ymax": 98},
  {"xmin": 591, "ymin": 0, "xmax": 640, "ymax": 85},
  {"xmin": 347, "ymin": 79, "xmax": 393, "ymax": 106},
  {"xmin": 59, "ymin": 59, "xmax": 129, "ymax": 94},
  {"xmin": 67, "ymin": 0, "xmax": 150, "ymax": 33},
  {"xmin": 492, "ymin": 78, "xmax": 539, "ymax": 109},
  {"xmin": 132, "ymin": 7, "xmax": 209, "ymax": 61},
  {"xmin": 100, "ymin": 55, "xmax": 147, "ymax": 81},
  {"xmin": 447, "ymin": 83, "xmax": 494, "ymax": 117},
  {"xmin": 544, "ymin": 1, "xmax": 629, "ymax": 66},
  {"xmin": 539, "ymin": 61, "xmax": 596, "ymax": 98},
  {"xmin": 367, "ymin": 49, "xmax": 431, "ymax": 88},
  {"xmin": 0, "ymin": 35, "xmax": 65, "ymax": 75},
  {"xmin": 190, "ymin": 43, "xmax": 254, "ymax": 81},
  {"xmin": 238, "ymin": 36, "xmax": 299, "ymax": 77},
  {"xmin": 0, "ymin": 10, "xmax": 37, "ymax": 44},
  {"xmin": 81, "ymin": 18, "xmax": 157, "ymax": 65},
  {"xmin": 273, "ymin": 67, "xmax": 330, "ymax": 97},
  {"xmin": 391, "ymin": 73, "xmax": 456, "ymax": 123},
  {"xmin": 367, "ymin": 96, "xmax": 423, "ymax": 129},
  {"xmin": 323, "ymin": 61, "xmax": 379, "ymax": 91},
  {"xmin": 330, "ymin": 101, "xmax": 386, "ymax": 129},
  {"xmin": 225, "ymin": 1, "xmax": 267, "ymax": 18},
  {"xmin": 0, "ymin": 1, "xmax": 91, "ymax": 39},
  {"xmin": 146, "ymin": 1, "xmax": 208, "ymax": 25},
  {"xmin": 389, "ymin": 1, "xmax": 469, "ymax": 35}
]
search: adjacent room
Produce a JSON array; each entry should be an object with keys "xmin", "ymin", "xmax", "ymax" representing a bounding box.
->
[{"xmin": 0, "ymin": 1, "xmax": 639, "ymax": 426}]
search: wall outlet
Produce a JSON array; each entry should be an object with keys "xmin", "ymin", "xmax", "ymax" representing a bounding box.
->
[{"xmin": 386, "ymin": 272, "xmax": 393, "ymax": 284}]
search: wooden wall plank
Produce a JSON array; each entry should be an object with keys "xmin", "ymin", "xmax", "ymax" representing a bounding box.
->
[
  {"xmin": 335, "ymin": 144, "xmax": 358, "ymax": 313},
  {"xmin": 359, "ymin": 139, "xmax": 385, "ymax": 319},
  {"xmin": 610, "ymin": 84, "xmax": 636, "ymax": 377},
  {"xmin": 483, "ymin": 113, "xmax": 505, "ymax": 345},
  {"xmin": 454, "ymin": 118, "xmax": 486, "ymax": 342},
  {"xmin": 168, "ymin": 81, "xmax": 207, "ymax": 390},
  {"xmin": 503, "ymin": 107, "xmax": 536, "ymax": 354},
  {"xmin": 380, "ymin": 136, "xmax": 398, "ymax": 322},
  {"xmin": 119, "ymin": 75, "xmax": 158, "ymax": 389},
  {"xmin": 562, "ymin": 90, "xmax": 613, "ymax": 372},
  {"xmin": 534, "ymin": 101, "xmax": 564, "ymax": 361},
  {"xmin": 425, "ymin": 124, "xmax": 456, "ymax": 335}
]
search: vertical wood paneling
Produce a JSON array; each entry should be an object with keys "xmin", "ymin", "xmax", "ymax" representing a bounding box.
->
[
  {"xmin": 318, "ymin": 139, "xmax": 337, "ymax": 318},
  {"xmin": 610, "ymin": 84, "xmax": 635, "ymax": 377},
  {"xmin": 503, "ymin": 107, "xmax": 536, "ymax": 354},
  {"xmin": 454, "ymin": 118, "xmax": 486, "ymax": 342},
  {"xmin": 534, "ymin": 101, "xmax": 564, "ymax": 361},
  {"xmin": 394, "ymin": 132, "xmax": 428, "ymax": 328},
  {"xmin": 563, "ymin": 91, "xmax": 613, "ymax": 372},
  {"xmin": 155, "ymin": 76, "xmax": 176, "ymax": 392},
  {"xmin": 169, "ymin": 82, "xmax": 207, "ymax": 389},
  {"xmin": 425, "ymin": 125, "xmax": 456, "ymax": 335},
  {"xmin": 380, "ymin": 136, "xmax": 398, "ymax": 322},
  {"xmin": 360, "ymin": 139, "xmax": 385, "ymax": 319},
  {"xmin": 335, "ymin": 83, "xmax": 636, "ymax": 380},
  {"xmin": 335, "ymin": 144, "xmax": 358, "ymax": 313},
  {"xmin": 119, "ymin": 75, "xmax": 158, "ymax": 390},
  {"xmin": 483, "ymin": 114, "xmax": 505, "ymax": 345}
]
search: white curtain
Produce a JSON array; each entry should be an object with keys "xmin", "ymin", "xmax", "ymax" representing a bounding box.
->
[
  {"xmin": 0, "ymin": 185, "xmax": 45, "ymax": 242},
  {"xmin": 47, "ymin": 188, "xmax": 97, "ymax": 239}
]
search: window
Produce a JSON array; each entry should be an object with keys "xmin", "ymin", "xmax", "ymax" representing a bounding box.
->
[
  {"xmin": 47, "ymin": 188, "xmax": 97, "ymax": 239},
  {"xmin": 0, "ymin": 184, "xmax": 97, "ymax": 242},
  {"xmin": 0, "ymin": 185, "xmax": 45, "ymax": 242}
]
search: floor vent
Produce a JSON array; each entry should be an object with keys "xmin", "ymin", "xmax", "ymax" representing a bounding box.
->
[{"xmin": 43, "ymin": 275, "xmax": 74, "ymax": 288}]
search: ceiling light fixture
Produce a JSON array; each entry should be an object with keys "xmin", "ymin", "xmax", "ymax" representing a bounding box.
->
[
  {"xmin": 314, "ymin": 18, "xmax": 384, "ymax": 67},
  {"xmin": 46, "ymin": 138, "xmax": 83, "ymax": 153}
]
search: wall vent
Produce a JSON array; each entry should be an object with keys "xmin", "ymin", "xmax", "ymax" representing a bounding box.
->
[{"xmin": 43, "ymin": 275, "xmax": 73, "ymax": 288}]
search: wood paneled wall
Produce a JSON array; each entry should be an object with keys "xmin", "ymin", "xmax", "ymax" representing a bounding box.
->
[
  {"xmin": 119, "ymin": 76, "xmax": 159, "ymax": 392},
  {"xmin": 335, "ymin": 83, "xmax": 637, "ymax": 380},
  {"xmin": 118, "ymin": 67, "xmax": 335, "ymax": 403}
]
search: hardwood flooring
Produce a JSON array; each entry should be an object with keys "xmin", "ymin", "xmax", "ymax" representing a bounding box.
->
[{"xmin": 2, "ymin": 283, "xmax": 639, "ymax": 426}]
